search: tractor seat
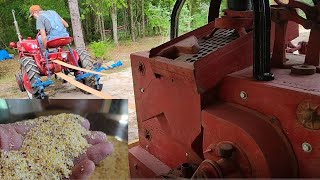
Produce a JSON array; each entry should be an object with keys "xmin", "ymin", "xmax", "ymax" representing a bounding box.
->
[{"xmin": 46, "ymin": 37, "xmax": 73, "ymax": 48}]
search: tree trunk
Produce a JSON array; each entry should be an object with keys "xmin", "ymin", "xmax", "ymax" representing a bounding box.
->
[
  {"xmin": 123, "ymin": 8, "xmax": 128, "ymax": 36},
  {"xmin": 137, "ymin": 22, "xmax": 141, "ymax": 37},
  {"xmin": 128, "ymin": 0, "xmax": 135, "ymax": 41},
  {"xmin": 97, "ymin": 14, "xmax": 102, "ymax": 39},
  {"xmin": 68, "ymin": 0, "xmax": 86, "ymax": 49},
  {"xmin": 99, "ymin": 2, "xmax": 106, "ymax": 41},
  {"xmin": 101, "ymin": 13, "xmax": 106, "ymax": 41},
  {"xmin": 110, "ymin": 4, "xmax": 119, "ymax": 45},
  {"xmin": 141, "ymin": 0, "xmax": 145, "ymax": 37}
]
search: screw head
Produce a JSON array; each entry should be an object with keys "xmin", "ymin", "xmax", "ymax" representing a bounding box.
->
[
  {"xmin": 140, "ymin": 88, "xmax": 145, "ymax": 93},
  {"xmin": 240, "ymin": 91, "xmax": 248, "ymax": 100},
  {"xmin": 302, "ymin": 142, "xmax": 312, "ymax": 152}
]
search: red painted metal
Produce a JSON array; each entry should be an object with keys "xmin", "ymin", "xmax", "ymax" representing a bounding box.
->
[
  {"xmin": 22, "ymin": 72, "xmax": 31, "ymax": 93},
  {"xmin": 46, "ymin": 37, "xmax": 73, "ymax": 48},
  {"xmin": 218, "ymin": 68, "xmax": 320, "ymax": 177},
  {"xmin": 202, "ymin": 103, "xmax": 297, "ymax": 177},
  {"xmin": 129, "ymin": 9, "xmax": 302, "ymax": 177},
  {"xmin": 9, "ymin": 42, "xmax": 17, "ymax": 48},
  {"xmin": 129, "ymin": 146, "xmax": 171, "ymax": 178}
]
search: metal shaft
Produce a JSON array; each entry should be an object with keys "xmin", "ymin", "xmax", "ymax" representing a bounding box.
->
[
  {"xmin": 252, "ymin": 0, "xmax": 274, "ymax": 81},
  {"xmin": 12, "ymin": 10, "xmax": 22, "ymax": 43}
]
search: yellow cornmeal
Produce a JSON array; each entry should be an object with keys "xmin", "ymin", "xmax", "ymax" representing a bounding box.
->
[
  {"xmin": 90, "ymin": 136, "xmax": 128, "ymax": 180},
  {"xmin": 0, "ymin": 113, "xmax": 90, "ymax": 180}
]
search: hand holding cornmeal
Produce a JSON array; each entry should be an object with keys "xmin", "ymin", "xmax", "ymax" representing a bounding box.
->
[{"xmin": 0, "ymin": 113, "xmax": 113, "ymax": 179}]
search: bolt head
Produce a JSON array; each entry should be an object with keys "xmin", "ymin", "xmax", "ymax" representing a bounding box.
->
[
  {"xmin": 240, "ymin": 91, "xmax": 248, "ymax": 100},
  {"xmin": 302, "ymin": 142, "xmax": 312, "ymax": 152},
  {"xmin": 140, "ymin": 88, "xmax": 145, "ymax": 93},
  {"xmin": 219, "ymin": 143, "xmax": 234, "ymax": 158}
]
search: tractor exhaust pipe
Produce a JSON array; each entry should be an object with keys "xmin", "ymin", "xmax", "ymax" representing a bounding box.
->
[{"xmin": 12, "ymin": 10, "xmax": 22, "ymax": 43}]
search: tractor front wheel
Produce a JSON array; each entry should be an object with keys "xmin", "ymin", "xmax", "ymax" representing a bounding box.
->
[
  {"xmin": 20, "ymin": 57, "xmax": 42, "ymax": 99},
  {"xmin": 76, "ymin": 48, "xmax": 102, "ymax": 94}
]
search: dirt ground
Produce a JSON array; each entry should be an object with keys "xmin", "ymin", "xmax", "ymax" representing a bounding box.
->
[{"xmin": 0, "ymin": 27, "xmax": 311, "ymax": 142}]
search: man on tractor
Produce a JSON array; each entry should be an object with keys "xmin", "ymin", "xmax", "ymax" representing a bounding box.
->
[{"xmin": 29, "ymin": 5, "xmax": 69, "ymax": 50}]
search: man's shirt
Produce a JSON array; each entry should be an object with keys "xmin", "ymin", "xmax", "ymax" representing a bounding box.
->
[{"xmin": 36, "ymin": 11, "xmax": 62, "ymax": 35}]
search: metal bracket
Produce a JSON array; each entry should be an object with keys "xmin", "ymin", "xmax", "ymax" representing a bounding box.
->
[{"xmin": 32, "ymin": 77, "xmax": 53, "ymax": 99}]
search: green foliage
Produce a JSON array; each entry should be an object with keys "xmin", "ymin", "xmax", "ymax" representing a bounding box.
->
[
  {"xmin": 178, "ymin": 5, "xmax": 193, "ymax": 35},
  {"xmin": 145, "ymin": 3, "xmax": 171, "ymax": 35},
  {"xmin": 5, "ymin": 47, "xmax": 15, "ymax": 55},
  {"xmin": 296, "ymin": 0, "xmax": 314, "ymax": 18},
  {"xmin": 88, "ymin": 41, "xmax": 114, "ymax": 60},
  {"xmin": 0, "ymin": 0, "xmax": 245, "ymax": 50},
  {"xmin": 21, "ymin": 0, "xmax": 70, "ymax": 19},
  {"xmin": 220, "ymin": 0, "xmax": 228, "ymax": 16},
  {"xmin": 191, "ymin": 3, "xmax": 209, "ymax": 30}
]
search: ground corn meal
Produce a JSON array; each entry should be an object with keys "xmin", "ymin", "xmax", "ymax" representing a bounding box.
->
[{"xmin": 0, "ymin": 113, "xmax": 90, "ymax": 180}]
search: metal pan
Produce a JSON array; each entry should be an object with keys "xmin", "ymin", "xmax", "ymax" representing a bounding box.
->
[{"xmin": 0, "ymin": 99, "xmax": 128, "ymax": 142}]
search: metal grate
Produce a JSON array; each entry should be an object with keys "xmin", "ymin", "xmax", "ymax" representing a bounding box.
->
[{"xmin": 185, "ymin": 29, "xmax": 239, "ymax": 63}]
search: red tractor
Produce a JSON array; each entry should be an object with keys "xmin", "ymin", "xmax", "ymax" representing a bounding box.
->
[{"xmin": 9, "ymin": 10, "xmax": 102, "ymax": 99}]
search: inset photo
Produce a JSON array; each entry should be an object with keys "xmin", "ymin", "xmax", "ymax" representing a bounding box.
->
[{"xmin": 0, "ymin": 99, "xmax": 128, "ymax": 179}]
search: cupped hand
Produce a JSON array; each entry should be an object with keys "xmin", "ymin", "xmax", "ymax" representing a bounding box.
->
[{"xmin": 0, "ymin": 118, "xmax": 113, "ymax": 179}]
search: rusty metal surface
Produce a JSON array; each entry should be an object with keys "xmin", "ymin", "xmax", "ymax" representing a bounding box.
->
[{"xmin": 296, "ymin": 100, "xmax": 320, "ymax": 130}]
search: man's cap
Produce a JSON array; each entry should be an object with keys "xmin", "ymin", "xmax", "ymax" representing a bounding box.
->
[{"xmin": 29, "ymin": 5, "xmax": 42, "ymax": 17}]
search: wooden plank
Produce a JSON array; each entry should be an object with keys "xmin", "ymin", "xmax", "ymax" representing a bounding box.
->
[
  {"xmin": 53, "ymin": 60, "xmax": 107, "ymax": 76},
  {"xmin": 54, "ymin": 61, "xmax": 137, "ymax": 109},
  {"xmin": 55, "ymin": 72, "xmax": 113, "ymax": 99}
]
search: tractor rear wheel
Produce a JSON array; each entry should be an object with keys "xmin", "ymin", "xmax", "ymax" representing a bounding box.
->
[
  {"xmin": 76, "ymin": 48, "xmax": 102, "ymax": 94},
  {"xmin": 20, "ymin": 57, "xmax": 41, "ymax": 99}
]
